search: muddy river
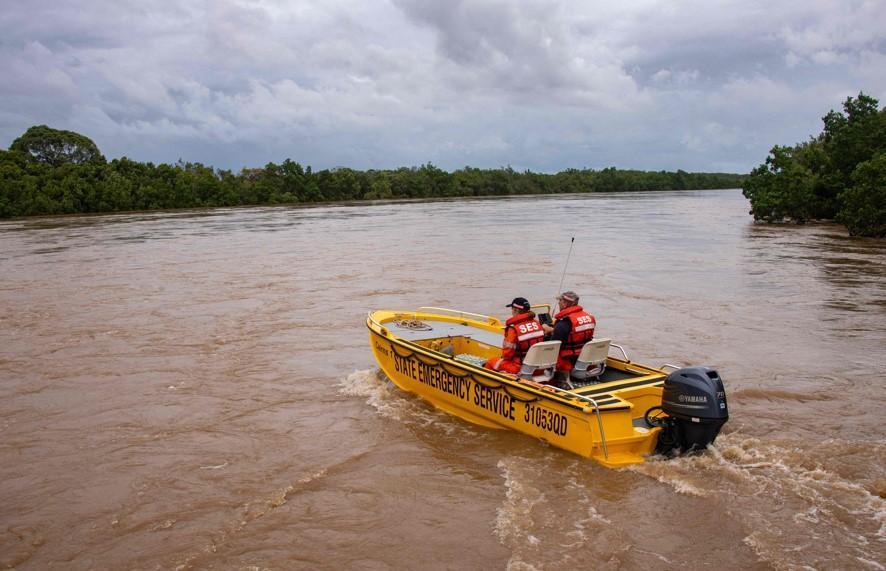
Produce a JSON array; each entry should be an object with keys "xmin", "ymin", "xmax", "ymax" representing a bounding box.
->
[{"xmin": 1, "ymin": 189, "xmax": 884, "ymax": 569}]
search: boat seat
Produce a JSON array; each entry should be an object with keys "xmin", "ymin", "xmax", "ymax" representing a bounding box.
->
[
  {"xmin": 517, "ymin": 341, "xmax": 561, "ymax": 384},
  {"xmin": 570, "ymin": 338, "xmax": 611, "ymax": 385}
]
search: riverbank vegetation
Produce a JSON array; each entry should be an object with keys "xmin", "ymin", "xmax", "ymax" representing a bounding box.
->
[
  {"xmin": 742, "ymin": 92, "xmax": 885, "ymax": 237},
  {"xmin": 0, "ymin": 125, "xmax": 743, "ymax": 219}
]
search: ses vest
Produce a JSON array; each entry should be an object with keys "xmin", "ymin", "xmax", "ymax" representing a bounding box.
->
[
  {"xmin": 505, "ymin": 313, "xmax": 544, "ymax": 360},
  {"xmin": 555, "ymin": 305, "xmax": 596, "ymax": 357}
]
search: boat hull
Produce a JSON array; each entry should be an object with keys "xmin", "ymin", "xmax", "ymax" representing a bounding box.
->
[{"xmin": 367, "ymin": 313, "xmax": 663, "ymax": 467}]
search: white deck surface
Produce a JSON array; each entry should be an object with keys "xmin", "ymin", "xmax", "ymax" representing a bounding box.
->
[{"xmin": 388, "ymin": 319, "xmax": 503, "ymax": 347}]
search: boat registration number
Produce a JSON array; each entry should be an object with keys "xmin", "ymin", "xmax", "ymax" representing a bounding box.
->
[{"xmin": 524, "ymin": 403, "xmax": 568, "ymax": 436}]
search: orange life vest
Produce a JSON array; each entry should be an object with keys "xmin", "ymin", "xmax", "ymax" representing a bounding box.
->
[
  {"xmin": 504, "ymin": 312, "xmax": 544, "ymax": 361},
  {"xmin": 554, "ymin": 305, "xmax": 595, "ymax": 358}
]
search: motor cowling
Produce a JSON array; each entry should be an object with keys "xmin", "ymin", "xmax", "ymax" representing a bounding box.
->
[{"xmin": 656, "ymin": 366, "xmax": 728, "ymax": 454}]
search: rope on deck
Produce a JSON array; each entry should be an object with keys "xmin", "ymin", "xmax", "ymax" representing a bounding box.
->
[{"xmin": 393, "ymin": 319, "xmax": 433, "ymax": 331}]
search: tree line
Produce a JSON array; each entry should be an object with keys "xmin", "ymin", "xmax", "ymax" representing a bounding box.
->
[
  {"xmin": 0, "ymin": 125, "xmax": 744, "ymax": 219},
  {"xmin": 742, "ymin": 92, "xmax": 885, "ymax": 237}
]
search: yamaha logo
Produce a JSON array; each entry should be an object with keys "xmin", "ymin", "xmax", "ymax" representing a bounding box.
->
[{"xmin": 678, "ymin": 394, "xmax": 707, "ymax": 403}]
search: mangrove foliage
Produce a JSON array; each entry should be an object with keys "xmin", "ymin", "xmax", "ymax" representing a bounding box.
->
[
  {"xmin": 1, "ymin": 125, "xmax": 744, "ymax": 219},
  {"xmin": 742, "ymin": 92, "xmax": 886, "ymax": 237}
]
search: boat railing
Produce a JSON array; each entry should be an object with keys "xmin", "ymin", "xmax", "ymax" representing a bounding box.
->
[
  {"xmin": 609, "ymin": 342, "xmax": 630, "ymax": 362},
  {"xmin": 418, "ymin": 307, "xmax": 501, "ymax": 325},
  {"xmin": 660, "ymin": 363, "xmax": 680, "ymax": 372},
  {"xmin": 537, "ymin": 384, "xmax": 610, "ymax": 461},
  {"xmin": 367, "ymin": 312, "xmax": 388, "ymax": 335}
]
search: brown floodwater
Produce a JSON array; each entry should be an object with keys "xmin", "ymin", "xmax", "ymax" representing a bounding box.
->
[{"xmin": 0, "ymin": 189, "xmax": 884, "ymax": 570}]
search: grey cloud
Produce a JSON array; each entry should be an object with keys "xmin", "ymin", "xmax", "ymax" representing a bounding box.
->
[
  {"xmin": 393, "ymin": 0, "xmax": 642, "ymax": 108},
  {"xmin": 1, "ymin": 0, "xmax": 884, "ymax": 173}
]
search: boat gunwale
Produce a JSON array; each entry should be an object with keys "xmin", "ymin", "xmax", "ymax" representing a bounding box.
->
[{"xmin": 367, "ymin": 315, "xmax": 665, "ymax": 414}]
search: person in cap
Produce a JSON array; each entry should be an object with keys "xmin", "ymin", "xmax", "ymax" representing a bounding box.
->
[
  {"xmin": 542, "ymin": 291, "xmax": 596, "ymax": 377},
  {"xmin": 484, "ymin": 297, "xmax": 545, "ymax": 374}
]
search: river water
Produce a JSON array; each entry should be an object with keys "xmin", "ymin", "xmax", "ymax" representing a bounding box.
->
[{"xmin": 1, "ymin": 189, "xmax": 884, "ymax": 570}]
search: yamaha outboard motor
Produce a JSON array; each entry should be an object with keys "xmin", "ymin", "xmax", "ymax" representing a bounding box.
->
[{"xmin": 652, "ymin": 366, "xmax": 728, "ymax": 455}]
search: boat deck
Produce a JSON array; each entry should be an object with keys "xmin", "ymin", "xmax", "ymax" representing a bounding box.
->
[
  {"xmin": 387, "ymin": 319, "xmax": 503, "ymax": 347},
  {"xmin": 572, "ymin": 375, "xmax": 666, "ymax": 410}
]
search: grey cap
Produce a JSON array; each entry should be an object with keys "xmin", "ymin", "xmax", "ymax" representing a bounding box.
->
[{"xmin": 557, "ymin": 291, "xmax": 579, "ymax": 303}]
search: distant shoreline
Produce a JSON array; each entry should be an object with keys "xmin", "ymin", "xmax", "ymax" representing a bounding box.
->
[
  {"xmin": 0, "ymin": 186, "xmax": 742, "ymax": 222},
  {"xmin": 2, "ymin": 125, "xmax": 747, "ymax": 219}
]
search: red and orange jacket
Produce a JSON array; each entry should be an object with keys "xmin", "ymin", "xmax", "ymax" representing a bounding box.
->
[
  {"xmin": 502, "ymin": 312, "xmax": 545, "ymax": 363},
  {"xmin": 552, "ymin": 304, "xmax": 596, "ymax": 359}
]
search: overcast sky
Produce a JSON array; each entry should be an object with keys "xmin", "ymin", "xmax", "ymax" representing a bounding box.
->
[{"xmin": 1, "ymin": 0, "xmax": 884, "ymax": 173}]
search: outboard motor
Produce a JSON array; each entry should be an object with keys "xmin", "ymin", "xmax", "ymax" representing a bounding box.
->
[{"xmin": 653, "ymin": 366, "xmax": 728, "ymax": 455}]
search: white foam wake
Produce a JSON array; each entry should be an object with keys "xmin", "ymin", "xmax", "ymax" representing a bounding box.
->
[{"xmin": 629, "ymin": 432, "xmax": 886, "ymax": 569}]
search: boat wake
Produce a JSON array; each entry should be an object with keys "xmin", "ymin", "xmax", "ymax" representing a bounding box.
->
[
  {"xmin": 494, "ymin": 455, "xmax": 631, "ymax": 570},
  {"xmin": 339, "ymin": 368, "xmax": 479, "ymax": 437},
  {"xmin": 490, "ymin": 432, "xmax": 885, "ymax": 570},
  {"xmin": 628, "ymin": 432, "xmax": 886, "ymax": 570},
  {"xmin": 342, "ymin": 371, "xmax": 884, "ymax": 569},
  {"xmin": 339, "ymin": 369, "xmax": 407, "ymax": 420}
]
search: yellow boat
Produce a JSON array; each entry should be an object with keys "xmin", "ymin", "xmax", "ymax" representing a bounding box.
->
[{"xmin": 367, "ymin": 307, "xmax": 729, "ymax": 468}]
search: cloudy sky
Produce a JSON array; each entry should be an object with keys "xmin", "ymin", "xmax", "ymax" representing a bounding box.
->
[{"xmin": 1, "ymin": 0, "xmax": 884, "ymax": 173}]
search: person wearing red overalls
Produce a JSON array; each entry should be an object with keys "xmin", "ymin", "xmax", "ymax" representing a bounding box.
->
[
  {"xmin": 541, "ymin": 291, "xmax": 596, "ymax": 377},
  {"xmin": 484, "ymin": 297, "xmax": 545, "ymax": 374}
]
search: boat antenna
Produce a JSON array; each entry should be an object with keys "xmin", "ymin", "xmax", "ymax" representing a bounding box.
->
[{"xmin": 557, "ymin": 237, "xmax": 575, "ymax": 296}]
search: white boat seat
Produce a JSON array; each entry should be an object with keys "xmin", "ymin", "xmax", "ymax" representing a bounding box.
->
[
  {"xmin": 517, "ymin": 340, "xmax": 561, "ymax": 384},
  {"xmin": 570, "ymin": 338, "xmax": 611, "ymax": 385}
]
